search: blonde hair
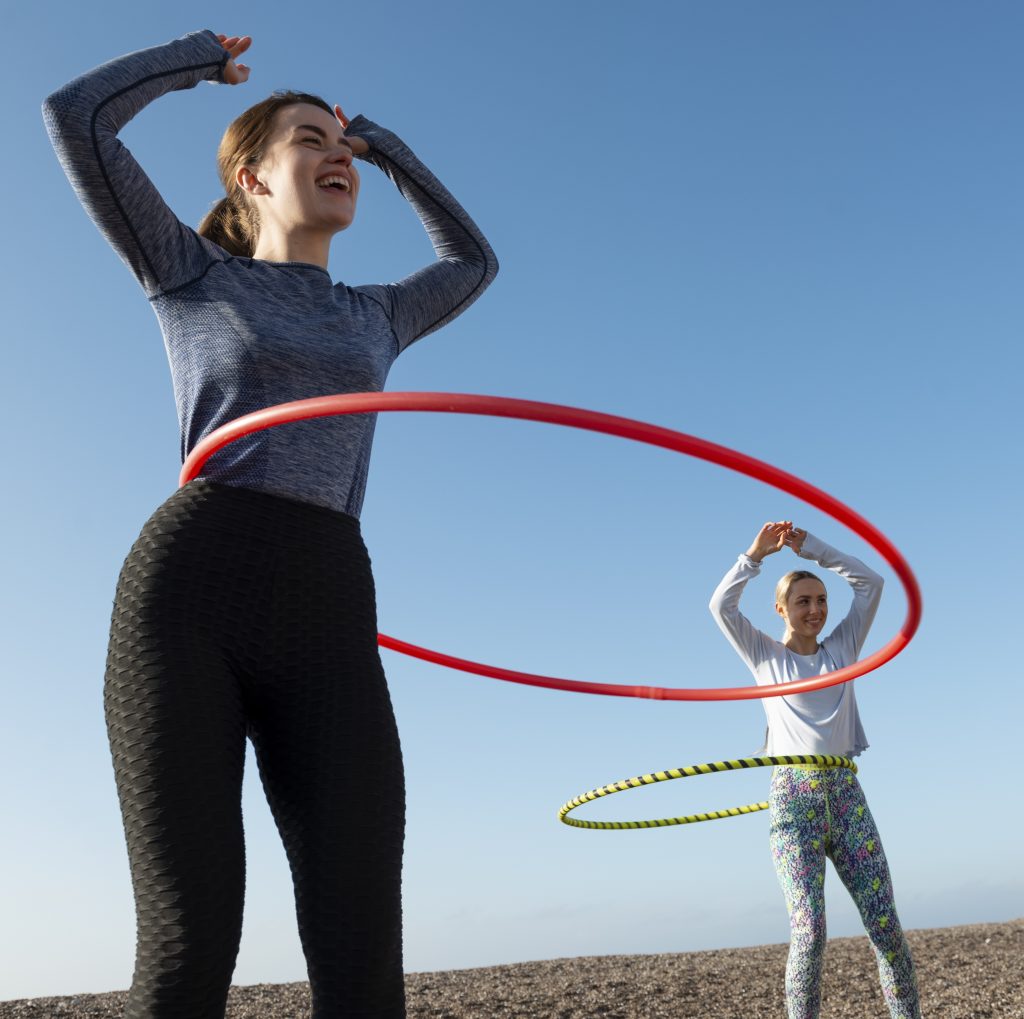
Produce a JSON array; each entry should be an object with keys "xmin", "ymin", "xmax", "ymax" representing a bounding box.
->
[
  {"xmin": 774, "ymin": 570, "xmax": 824, "ymax": 608},
  {"xmin": 197, "ymin": 91, "xmax": 333, "ymax": 257}
]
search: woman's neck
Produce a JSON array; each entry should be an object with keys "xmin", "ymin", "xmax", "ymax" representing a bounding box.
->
[
  {"xmin": 252, "ymin": 228, "xmax": 331, "ymax": 269},
  {"xmin": 784, "ymin": 632, "xmax": 820, "ymax": 656}
]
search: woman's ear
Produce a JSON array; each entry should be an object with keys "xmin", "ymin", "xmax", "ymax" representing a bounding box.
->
[
  {"xmin": 775, "ymin": 601, "xmax": 786, "ymax": 619},
  {"xmin": 236, "ymin": 165, "xmax": 267, "ymax": 195}
]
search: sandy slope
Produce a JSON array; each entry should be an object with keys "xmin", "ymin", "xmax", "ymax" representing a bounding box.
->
[{"xmin": 3, "ymin": 919, "xmax": 1020, "ymax": 1018}]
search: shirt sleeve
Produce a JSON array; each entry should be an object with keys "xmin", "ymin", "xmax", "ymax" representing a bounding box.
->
[
  {"xmin": 42, "ymin": 30, "xmax": 229, "ymax": 298},
  {"xmin": 797, "ymin": 532, "xmax": 884, "ymax": 659},
  {"xmin": 347, "ymin": 117, "xmax": 499, "ymax": 352},
  {"xmin": 709, "ymin": 554, "xmax": 775, "ymax": 677}
]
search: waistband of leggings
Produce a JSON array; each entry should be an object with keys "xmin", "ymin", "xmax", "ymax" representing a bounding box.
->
[
  {"xmin": 772, "ymin": 763, "xmax": 861, "ymax": 783},
  {"xmin": 152, "ymin": 478, "xmax": 363, "ymax": 551}
]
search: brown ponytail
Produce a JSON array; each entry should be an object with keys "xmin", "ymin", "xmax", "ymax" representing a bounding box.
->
[
  {"xmin": 198, "ymin": 193, "xmax": 260, "ymax": 257},
  {"xmin": 198, "ymin": 90, "xmax": 334, "ymax": 257}
]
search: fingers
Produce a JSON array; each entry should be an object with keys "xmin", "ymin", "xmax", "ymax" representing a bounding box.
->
[
  {"xmin": 216, "ymin": 34, "xmax": 253, "ymax": 85},
  {"xmin": 750, "ymin": 520, "xmax": 787, "ymax": 559},
  {"xmin": 781, "ymin": 525, "xmax": 806, "ymax": 553},
  {"xmin": 222, "ymin": 62, "xmax": 251, "ymax": 86},
  {"xmin": 216, "ymin": 34, "xmax": 252, "ymax": 58},
  {"xmin": 334, "ymin": 105, "xmax": 369, "ymax": 153}
]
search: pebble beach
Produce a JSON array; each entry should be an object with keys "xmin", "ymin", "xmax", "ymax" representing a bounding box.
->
[{"xmin": 3, "ymin": 919, "xmax": 1020, "ymax": 1018}]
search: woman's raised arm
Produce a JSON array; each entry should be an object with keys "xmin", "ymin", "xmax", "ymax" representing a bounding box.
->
[
  {"xmin": 790, "ymin": 531, "xmax": 884, "ymax": 659},
  {"xmin": 709, "ymin": 523, "xmax": 786, "ymax": 672},
  {"xmin": 43, "ymin": 31, "xmax": 243, "ymax": 297},
  {"xmin": 343, "ymin": 115, "xmax": 499, "ymax": 352}
]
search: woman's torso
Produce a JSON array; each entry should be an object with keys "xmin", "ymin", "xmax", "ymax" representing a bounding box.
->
[{"xmin": 158, "ymin": 252, "xmax": 400, "ymax": 516}]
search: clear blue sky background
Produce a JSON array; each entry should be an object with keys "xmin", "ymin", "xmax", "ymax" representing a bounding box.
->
[{"xmin": 3, "ymin": 0, "xmax": 1022, "ymax": 1001}]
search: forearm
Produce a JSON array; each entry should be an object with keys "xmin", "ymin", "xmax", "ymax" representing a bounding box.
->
[
  {"xmin": 43, "ymin": 31, "xmax": 228, "ymax": 293},
  {"xmin": 797, "ymin": 533, "xmax": 883, "ymax": 601},
  {"xmin": 350, "ymin": 117, "xmax": 498, "ymax": 347},
  {"xmin": 798, "ymin": 532, "xmax": 883, "ymax": 653},
  {"xmin": 709, "ymin": 555, "xmax": 767, "ymax": 666}
]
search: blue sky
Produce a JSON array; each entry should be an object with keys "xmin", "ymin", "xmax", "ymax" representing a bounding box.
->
[{"xmin": 2, "ymin": 0, "xmax": 1022, "ymax": 1001}]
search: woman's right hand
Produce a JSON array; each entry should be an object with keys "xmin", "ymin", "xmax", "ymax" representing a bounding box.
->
[
  {"xmin": 216, "ymin": 34, "xmax": 252, "ymax": 85},
  {"xmin": 333, "ymin": 105, "xmax": 370, "ymax": 155},
  {"xmin": 745, "ymin": 521, "xmax": 793, "ymax": 563}
]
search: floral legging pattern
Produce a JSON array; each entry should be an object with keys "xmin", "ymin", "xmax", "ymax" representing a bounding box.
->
[{"xmin": 769, "ymin": 766, "xmax": 920, "ymax": 1019}]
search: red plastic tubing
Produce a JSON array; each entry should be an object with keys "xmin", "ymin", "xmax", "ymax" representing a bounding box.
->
[{"xmin": 180, "ymin": 392, "xmax": 921, "ymax": 702}]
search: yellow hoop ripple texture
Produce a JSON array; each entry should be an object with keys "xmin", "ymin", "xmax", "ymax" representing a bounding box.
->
[{"xmin": 558, "ymin": 754, "xmax": 857, "ymax": 830}]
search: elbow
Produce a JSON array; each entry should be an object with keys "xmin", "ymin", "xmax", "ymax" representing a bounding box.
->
[
  {"xmin": 42, "ymin": 86, "xmax": 83, "ymax": 151},
  {"xmin": 446, "ymin": 237, "xmax": 498, "ymax": 295},
  {"xmin": 469, "ymin": 243, "xmax": 499, "ymax": 301},
  {"xmin": 469, "ymin": 222, "xmax": 498, "ymax": 283},
  {"xmin": 41, "ymin": 90, "xmax": 64, "ymax": 134},
  {"xmin": 42, "ymin": 83, "xmax": 76, "ymax": 123},
  {"xmin": 42, "ymin": 88, "xmax": 64, "ymax": 117},
  {"xmin": 477, "ymin": 240, "xmax": 499, "ymax": 288},
  {"xmin": 862, "ymin": 572, "xmax": 884, "ymax": 613}
]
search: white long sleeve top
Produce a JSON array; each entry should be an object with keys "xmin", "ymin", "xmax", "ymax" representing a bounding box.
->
[{"xmin": 708, "ymin": 533, "xmax": 883, "ymax": 757}]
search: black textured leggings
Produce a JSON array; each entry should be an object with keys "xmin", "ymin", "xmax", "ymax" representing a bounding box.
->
[{"xmin": 104, "ymin": 479, "xmax": 406, "ymax": 1018}]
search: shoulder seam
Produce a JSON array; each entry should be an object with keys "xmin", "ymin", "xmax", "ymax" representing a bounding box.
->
[
  {"xmin": 355, "ymin": 286, "xmax": 402, "ymax": 357},
  {"xmin": 396, "ymin": 187, "xmax": 493, "ymax": 347},
  {"xmin": 150, "ymin": 251, "xmax": 230, "ymax": 300}
]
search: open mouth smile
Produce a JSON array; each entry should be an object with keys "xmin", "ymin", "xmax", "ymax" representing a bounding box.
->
[{"xmin": 316, "ymin": 174, "xmax": 351, "ymax": 193}]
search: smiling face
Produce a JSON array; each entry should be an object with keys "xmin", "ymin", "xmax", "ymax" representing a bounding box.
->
[
  {"xmin": 237, "ymin": 103, "xmax": 360, "ymax": 242},
  {"xmin": 776, "ymin": 577, "xmax": 828, "ymax": 643}
]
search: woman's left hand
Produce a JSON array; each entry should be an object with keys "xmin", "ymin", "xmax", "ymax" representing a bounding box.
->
[
  {"xmin": 784, "ymin": 526, "xmax": 808, "ymax": 555},
  {"xmin": 334, "ymin": 105, "xmax": 369, "ymax": 154},
  {"xmin": 216, "ymin": 34, "xmax": 252, "ymax": 85}
]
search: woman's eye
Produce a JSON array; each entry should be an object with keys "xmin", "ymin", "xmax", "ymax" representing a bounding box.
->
[{"xmin": 303, "ymin": 137, "xmax": 321, "ymax": 144}]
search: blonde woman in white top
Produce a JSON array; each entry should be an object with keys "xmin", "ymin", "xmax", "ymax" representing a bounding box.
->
[{"xmin": 710, "ymin": 521, "xmax": 920, "ymax": 1019}]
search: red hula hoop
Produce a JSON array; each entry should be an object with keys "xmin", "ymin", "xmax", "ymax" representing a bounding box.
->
[{"xmin": 179, "ymin": 393, "xmax": 921, "ymax": 702}]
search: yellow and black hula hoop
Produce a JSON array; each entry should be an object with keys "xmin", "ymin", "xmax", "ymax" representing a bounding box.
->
[{"xmin": 558, "ymin": 754, "xmax": 857, "ymax": 830}]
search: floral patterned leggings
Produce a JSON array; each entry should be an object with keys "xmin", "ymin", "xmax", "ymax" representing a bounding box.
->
[{"xmin": 769, "ymin": 766, "xmax": 920, "ymax": 1019}]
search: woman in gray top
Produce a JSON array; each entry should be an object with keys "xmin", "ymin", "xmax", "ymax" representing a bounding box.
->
[{"xmin": 44, "ymin": 30, "xmax": 497, "ymax": 1019}]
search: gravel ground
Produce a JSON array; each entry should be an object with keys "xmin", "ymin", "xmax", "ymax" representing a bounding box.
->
[{"xmin": 3, "ymin": 919, "xmax": 1020, "ymax": 1018}]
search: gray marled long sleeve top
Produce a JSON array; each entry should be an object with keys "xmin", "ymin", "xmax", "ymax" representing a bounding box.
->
[{"xmin": 43, "ymin": 30, "xmax": 498, "ymax": 517}]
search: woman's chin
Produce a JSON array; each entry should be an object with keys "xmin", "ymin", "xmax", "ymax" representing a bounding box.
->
[{"xmin": 328, "ymin": 214, "xmax": 356, "ymax": 234}]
